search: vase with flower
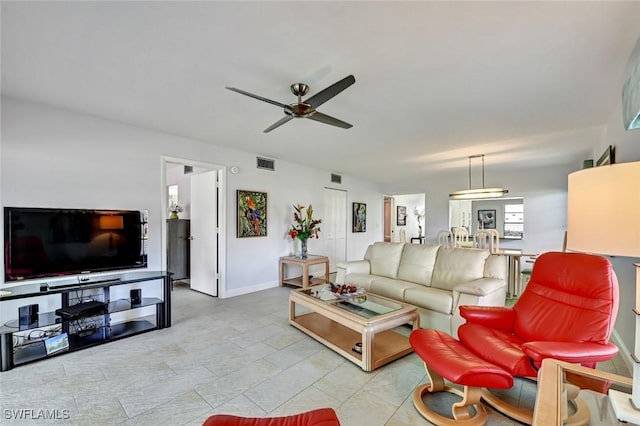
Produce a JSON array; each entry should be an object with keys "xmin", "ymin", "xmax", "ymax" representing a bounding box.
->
[
  {"xmin": 169, "ymin": 204, "xmax": 184, "ymax": 219},
  {"xmin": 288, "ymin": 204, "xmax": 321, "ymax": 259}
]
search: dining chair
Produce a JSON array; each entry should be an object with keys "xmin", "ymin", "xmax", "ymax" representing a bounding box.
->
[
  {"xmin": 474, "ymin": 230, "xmax": 492, "ymax": 250},
  {"xmin": 474, "ymin": 229, "xmax": 499, "ymax": 252},
  {"xmin": 452, "ymin": 227, "xmax": 469, "ymax": 247},
  {"xmin": 437, "ymin": 230, "xmax": 452, "ymax": 247},
  {"xmin": 486, "ymin": 229, "xmax": 500, "ymax": 251},
  {"xmin": 398, "ymin": 228, "xmax": 407, "ymax": 243}
]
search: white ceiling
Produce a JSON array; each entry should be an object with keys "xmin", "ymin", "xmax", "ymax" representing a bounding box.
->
[{"xmin": 2, "ymin": 1, "xmax": 639, "ymax": 185}]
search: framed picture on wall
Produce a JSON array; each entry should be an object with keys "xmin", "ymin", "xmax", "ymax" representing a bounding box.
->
[
  {"xmin": 237, "ymin": 190, "xmax": 267, "ymax": 237},
  {"xmin": 397, "ymin": 206, "xmax": 407, "ymax": 226},
  {"xmin": 353, "ymin": 202, "xmax": 366, "ymax": 232},
  {"xmin": 596, "ymin": 145, "xmax": 615, "ymax": 166},
  {"xmin": 478, "ymin": 209, "xmax": 496, "ymax": 229}
]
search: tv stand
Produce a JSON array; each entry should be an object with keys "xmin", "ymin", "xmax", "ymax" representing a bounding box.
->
[{"xmin": 0, "ymin": 271, "xmax": 171, "ymax": 371}]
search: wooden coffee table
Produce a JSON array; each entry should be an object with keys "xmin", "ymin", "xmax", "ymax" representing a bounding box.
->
[{"xmin": 289, "ymin": 286, "xmax": 419, "ymax": 371}]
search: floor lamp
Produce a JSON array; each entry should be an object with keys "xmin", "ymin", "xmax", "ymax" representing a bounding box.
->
[{"xmin": 566, "ymin": 161, "xmax": 640, "ymax": 423}]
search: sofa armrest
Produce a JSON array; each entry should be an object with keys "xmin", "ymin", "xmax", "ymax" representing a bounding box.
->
[
  {"xmin": 335, "ymin": 260, "xmax": 371, "ymax": 284},
  {"xmin": 453, "ymin": 278, "xmax": 506, "ymax": 297}
]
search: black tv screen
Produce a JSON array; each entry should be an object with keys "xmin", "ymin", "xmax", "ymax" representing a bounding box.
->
[{"xmin": 4, "ymin": 207, "xmax": 147, "ymax": 282}]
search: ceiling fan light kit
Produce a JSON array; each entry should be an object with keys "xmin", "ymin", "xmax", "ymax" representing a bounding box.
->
[
  {"xmin": 450, "ymin": 154, "xmax": 509, "ymax": 200},
  {"xmin": 226, "ymin": 75, "xmax": 355, "ymax": 133}
]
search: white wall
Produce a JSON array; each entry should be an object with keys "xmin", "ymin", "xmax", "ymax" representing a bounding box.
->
[{"xmin": 0, "ymin": 97, "xmax": 383, "ymax": 307}]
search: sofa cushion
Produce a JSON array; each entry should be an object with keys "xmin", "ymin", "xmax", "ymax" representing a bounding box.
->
[
  {"xmin": 370, "ymin": 277, "xmax": 421, "ymax": 300},
  {"xmin": 484, "ymin": 254, "xmax": 507, "ymax": 280},
  {"xmin": 363, "ymin": 242, "xmax": 405, "ymax": 279},
  {"xmin": 396, "ymin": 244, "xmax": 440, "ymax": 286},
  {"xmin": 431, "ymin": 247, "xmax": 490, "ymax": 291},
  {"xmin": 404, "ymin": 286, "xmax": 454, "ymax": 315}
]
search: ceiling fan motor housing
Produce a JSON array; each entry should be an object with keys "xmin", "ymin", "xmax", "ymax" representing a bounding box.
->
[
  {"xmin": 286, "ymin": 103, "xmax": 315, "ymax": 117},
  {"xmin": 290, "ymin": 83, "xmax": 309, "ymax": 97}
]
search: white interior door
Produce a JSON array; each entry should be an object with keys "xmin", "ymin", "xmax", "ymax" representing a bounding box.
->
[
  {"xmin": 324, "ymin": 188, "xmax": 347, "ymax": 273},
  {"xmin": 190, "ymin": 170, "xmax": 218, "ymax": 296}
]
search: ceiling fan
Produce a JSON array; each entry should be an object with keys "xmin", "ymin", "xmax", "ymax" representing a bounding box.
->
[{"xmin": 226, "ymin": 75, "xmax": 355, "ymax": 133}]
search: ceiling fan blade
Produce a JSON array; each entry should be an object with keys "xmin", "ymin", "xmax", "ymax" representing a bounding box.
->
[
  {"xmin": 305, "ymin": 75, "xmax": 355, "ymax": 108},
  {"xmin": 307, "ymin": 112, "xmax": 352, "ymax": 129},
  {"xmin": 263, "ymin": 115, "xmax": 294, "ymax": 133},
  {"xmin": 225, "ymin": 87, "xmax": 287, "ymax": 108}
]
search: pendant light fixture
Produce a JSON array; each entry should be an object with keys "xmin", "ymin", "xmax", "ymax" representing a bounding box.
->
[{"xmin": 449, "ymin": 154, "xmax": 508, "ymax": 200}]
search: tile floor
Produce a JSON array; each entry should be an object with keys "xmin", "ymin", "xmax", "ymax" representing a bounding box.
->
[{"xmin": 0, "ymin": 282, "xmax": 631, "ymax": 425}]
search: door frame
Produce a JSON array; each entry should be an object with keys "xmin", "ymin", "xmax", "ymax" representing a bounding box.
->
[
  {"xmin": 160, "ymin": 156, "xmax": 227, "ymax": 298},
  {"xmin": 383, "ymin": 195, "xmax": 394, "ymax": 242}
]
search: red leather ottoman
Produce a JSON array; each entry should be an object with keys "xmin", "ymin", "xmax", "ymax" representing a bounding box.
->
[
  {"xmin": 202, "ymin": 408, "xmax": 340, "ymax": 426},
  {"xmin": 410, "ymin": 329, "xmax": 512, "ymax": 426}
]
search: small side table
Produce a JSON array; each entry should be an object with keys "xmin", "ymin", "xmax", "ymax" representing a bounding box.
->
[
  {"xmin": 410, "ymin": 236, "xmax": 424, "ymax": 244},
  {"xmin": 280, "ymin": 255, "xmax": 330, "ymax": 288}
]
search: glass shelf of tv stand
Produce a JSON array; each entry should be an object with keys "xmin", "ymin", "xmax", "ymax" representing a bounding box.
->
[
  {"xmin": 0, "ymin": 312, "xmax": 61, "ymax": 335},
  {"xmin": 8, "ymin": 313, "xmax": 106, "ymax": 367},
  {"xmin": 108, "ymin": 297, "xmax": 163, "ymax": 313}
]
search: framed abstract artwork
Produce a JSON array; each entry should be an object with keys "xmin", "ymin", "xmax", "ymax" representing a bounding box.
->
[
  {"xmin": 237, "ymin": 190, "xmax": 267, "ymax": 237},
  {"xmin": 353, "ymin": 202, "xmax": 366, "ymax": 233},
  {"xmin": 478, "ymin": 209, "xmax": 496, "ymax": 229},
  {"xmin": 397, "ymin": 206, "xmax": 407, "ymax": 226}
]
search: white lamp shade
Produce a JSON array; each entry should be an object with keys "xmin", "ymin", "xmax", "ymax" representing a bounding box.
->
[
  {"xmin": 623, "ymin": 36, "xmax": 640, "ymax": 130},
  {"xmin": 567, "ymin": 161, "xmax": 640, "ymax": 257}
]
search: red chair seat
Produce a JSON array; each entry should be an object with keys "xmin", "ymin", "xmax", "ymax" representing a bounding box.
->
[{"xmin": 457, "ymin": 323, "xmax": 537, "ymax": 378}]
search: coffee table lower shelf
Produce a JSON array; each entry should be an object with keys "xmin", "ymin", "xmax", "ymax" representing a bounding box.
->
[{"xmin": 291, "ymin": 312, "xmax": 414, "ymax": 371}]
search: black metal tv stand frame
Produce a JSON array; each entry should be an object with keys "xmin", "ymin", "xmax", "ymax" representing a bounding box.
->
[{"xmin": 0, "ymin": 271, "xmax": 171, "ymax": 371}]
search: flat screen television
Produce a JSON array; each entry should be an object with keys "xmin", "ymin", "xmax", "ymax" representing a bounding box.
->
[{"xmin": 4, "ymin": 207, "xmax": 147, "ymax": 282}]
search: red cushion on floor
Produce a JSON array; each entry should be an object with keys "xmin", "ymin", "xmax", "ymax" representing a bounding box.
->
[{"xmin": 202, "ymin": 408, "xmax": 340, "ymax": 426}]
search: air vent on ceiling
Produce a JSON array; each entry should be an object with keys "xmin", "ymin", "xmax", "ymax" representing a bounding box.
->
[
  {"xmin": 184, "ymin": 165, "xmax": 193, "ymax": 174},
  {"xmin": 257, "ymin": 157, "xmax": 275, "ymax": 171},
  {"xmin": 331, "ymin": 173, "xmax": 342, "ymax": 184}
]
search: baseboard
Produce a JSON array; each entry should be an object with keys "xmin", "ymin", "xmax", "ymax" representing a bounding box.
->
[
  {"xmin": 222, "ymin": 280, "xmax": 279, "ymax": 298},
  {"xmin": 611, "ymin": 328, "xmax": 634, "ymax": 374}
]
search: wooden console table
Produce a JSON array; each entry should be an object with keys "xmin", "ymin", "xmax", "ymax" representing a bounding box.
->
[{"xmin": 279, "ymin": 255, "xmax": 330, "ymax": 288}]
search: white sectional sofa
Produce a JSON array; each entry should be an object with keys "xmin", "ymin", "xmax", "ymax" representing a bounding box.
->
[{"xmin": 335, "ymin": 242, "xmax": 507, "ymax": 337}]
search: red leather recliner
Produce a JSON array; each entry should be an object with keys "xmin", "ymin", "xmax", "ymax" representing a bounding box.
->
[
  {"xmin": 458, "ymin": 251, "xmax": 619, "ymax": 422},
  {"xmin": 459, "ymin": 251, "xmax": 619, "ymax": 375}
]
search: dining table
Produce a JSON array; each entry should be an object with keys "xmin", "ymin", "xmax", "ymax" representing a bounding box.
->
[{"xmin": 491, "ymin": 248, "xmax": 536, "ymax": 299}]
